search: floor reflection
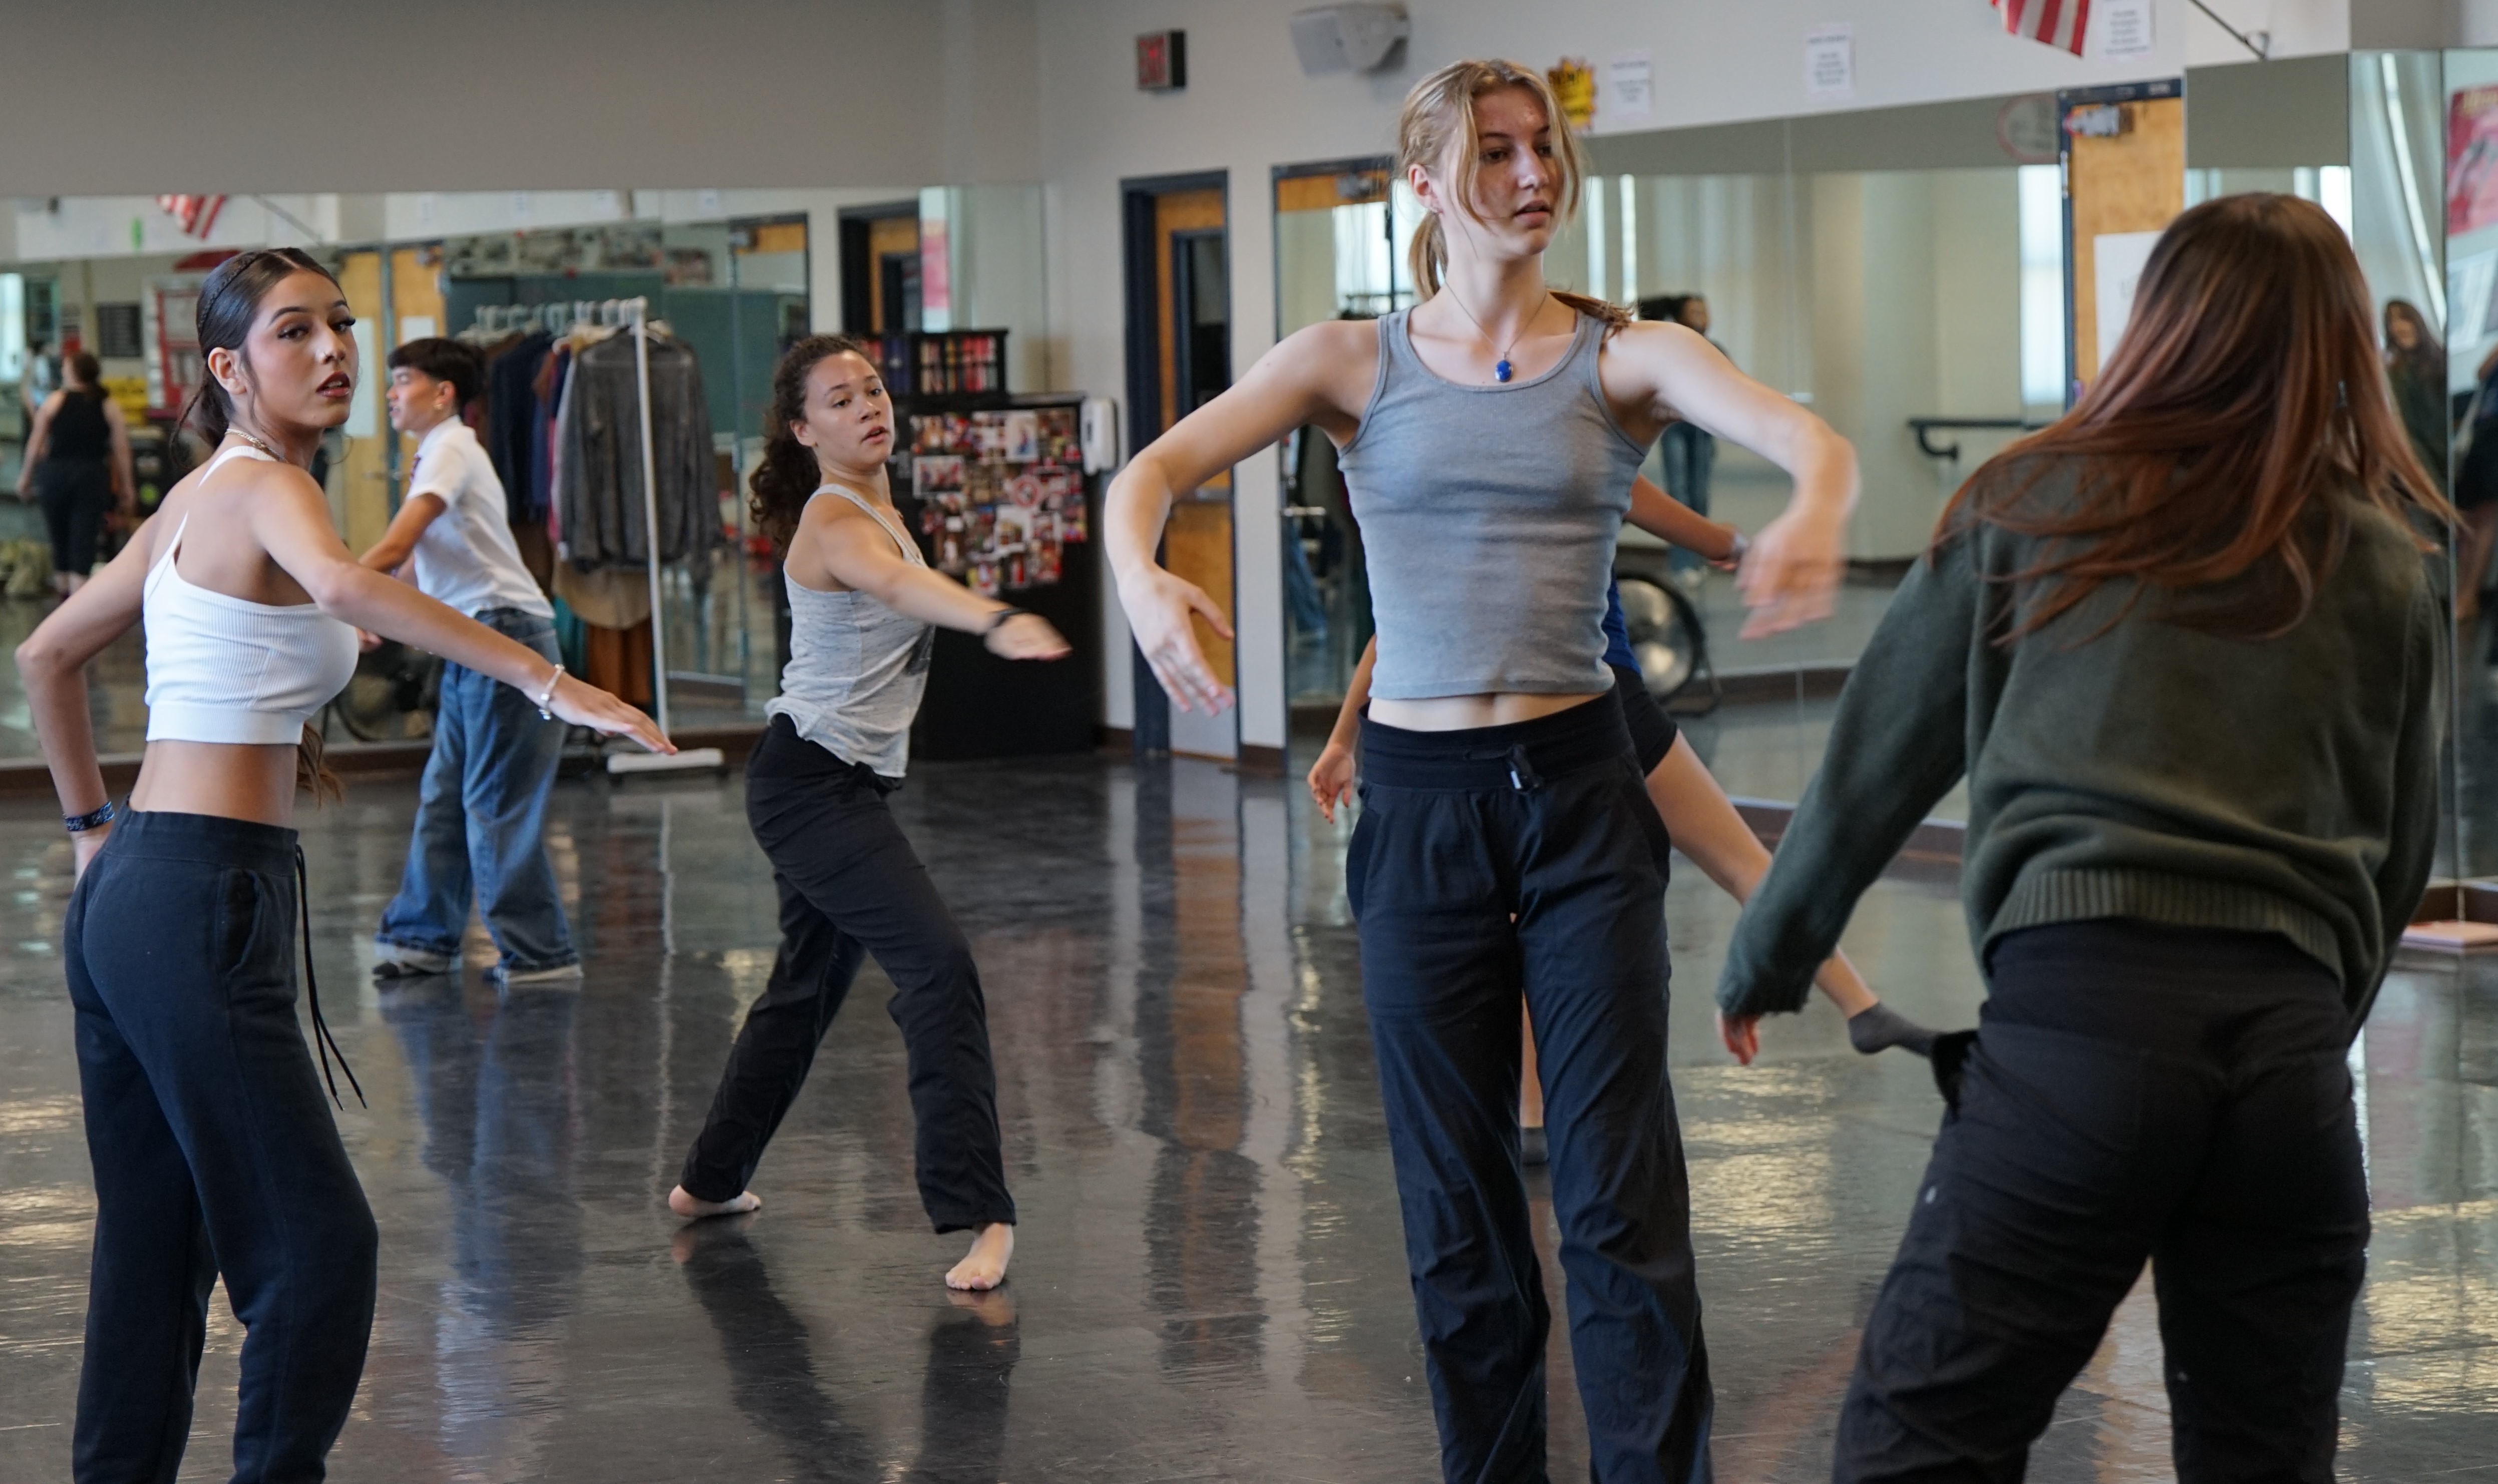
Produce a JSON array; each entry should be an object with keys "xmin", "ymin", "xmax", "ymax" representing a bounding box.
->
[{"xmin": 0, "ymin": 752, "xmax": 2487, "ymax": 1480}]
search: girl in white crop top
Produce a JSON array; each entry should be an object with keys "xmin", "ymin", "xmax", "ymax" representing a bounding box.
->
[
  {"xmin": 13, "ymin": 249, "xmax": 673, "ymax": 1478},
  {"xmin": 21, "ymin": 264, "xmax": 672, "ymax": 840}
]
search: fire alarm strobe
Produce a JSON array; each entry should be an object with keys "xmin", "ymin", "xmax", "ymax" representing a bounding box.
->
[
  {"xmin": 1291, "ymin": 4, "xmax": 1410, "ymax": 77},
  {"xmin": 1137, "ymin": 30, "xmax": 1187, "ymax": 92}
]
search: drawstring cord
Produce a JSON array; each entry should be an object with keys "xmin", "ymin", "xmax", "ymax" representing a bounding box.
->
[
  {"xmin": 295, "ymin": 845, "xmax": 365, "ymax": 1110},
  {"xmin": 1504, "ymin": 743, "xmax": 1542, "ymax": 793}
]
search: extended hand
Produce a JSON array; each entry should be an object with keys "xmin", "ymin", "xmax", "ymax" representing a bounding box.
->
[
  {"xmin": 1306, "ymin": 741, "xmax": 1355, "ymax": 823},
  {"xmin": 1717, "ymin": 1009, "xmax": 1762, "ymax": 1065},
  {"xmin": 985, "ymin": 612, "xmax": 1073, "ymax": 660},
  {"xmin": 546, "ymin": 674, "xmax": 676, "ymax": 755},
  {"xmin": 1735, "ymin": 507, "xmax": 1844, "ymax": 637},
  {"xmin": 1119, "ymin": 565, "xmax": 1234, "ymax": 713}
]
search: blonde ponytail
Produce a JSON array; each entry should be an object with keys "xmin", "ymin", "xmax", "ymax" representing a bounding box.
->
[{"xmin": 1396, "ymin": 60, "xmax": 1632, "ymax": 335}]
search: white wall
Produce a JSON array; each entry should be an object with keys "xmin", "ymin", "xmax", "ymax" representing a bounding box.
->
[{"xmin": 0, "ymin": 0, "xmax": 1042, "ymax": 196}]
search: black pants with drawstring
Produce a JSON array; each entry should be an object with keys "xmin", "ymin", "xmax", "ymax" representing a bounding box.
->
[
  {"xmin": 1347, "ymin": 693, "xmax": 1712, "ymax": 1484},
  {"xmin": 66, "ymin": 810, "xmax": 377, "ymax": 1482}
]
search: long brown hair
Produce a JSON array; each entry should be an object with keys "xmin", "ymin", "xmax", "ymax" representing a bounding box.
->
[
  {"xmin": 1396, "ymin": 59, "xmax": 1630, "ymax": 333},
  {"xmin": 183, "ymin": 246, "xmax": 351, "ymax": 802},
  {"xmin": 750, "ymin": 333, "xmax": 875, "ymax": 555},
  {"xmin": 1943, "ymin": 192, "xmax": 2449, "ymax": 641}
]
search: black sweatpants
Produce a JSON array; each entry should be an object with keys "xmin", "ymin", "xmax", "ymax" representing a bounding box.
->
[
  {"xmin": 66, "ymin": 811, "xmax": 378, "ymax": 1482},
  {"xmin": 1348, "ymin": 694, "xmax": 1711, "ymax": 1484},
  {"xmin": 678, "ymin": 716, "xmax": 1014, "ymax": 1232},
  {"xmin": 38, "ymin": 454, "xmax": 111, "ymax": 575},
  {"xmin": 1837, "ymin": 920, "xmax": 2367, "ymax": 1484}
]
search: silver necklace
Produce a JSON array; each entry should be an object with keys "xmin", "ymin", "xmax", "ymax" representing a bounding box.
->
[
  {"xmin": 231, "ymin": 428, "xmax": 288, "ymax": 463},
  {"xmin": 1440, "ymin": 288, "xmax": 1548, "ymax": 384}
]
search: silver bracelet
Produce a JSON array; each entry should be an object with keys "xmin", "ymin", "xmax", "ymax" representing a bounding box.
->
[{"xmin": 531, "ymin": 664, "xmax": 564, "ymax": 720}]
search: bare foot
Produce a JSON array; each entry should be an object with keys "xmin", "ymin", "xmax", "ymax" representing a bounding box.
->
[
  {"xmin": 946, "ymin": 1223, "xmax": 1014, "ymax": 1291},
  {"xmin": 668, "ymin": 1184, "xmax": 762, "ymax": 1220}
]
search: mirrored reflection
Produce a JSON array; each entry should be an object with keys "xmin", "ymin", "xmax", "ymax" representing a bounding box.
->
[{"xmin": 379, "ymin": 980, "xmax": 585, "ymax": 1469}]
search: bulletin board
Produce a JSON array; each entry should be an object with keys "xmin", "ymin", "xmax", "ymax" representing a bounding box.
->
[{"xmin": 2061, "ymin": 79, "xmax": 2186, "ymax": 394}]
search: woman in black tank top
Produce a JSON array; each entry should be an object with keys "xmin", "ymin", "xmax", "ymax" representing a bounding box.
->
[{"xmin": 16, "ymin": 350, "xmax": 134, "ymax": 593}]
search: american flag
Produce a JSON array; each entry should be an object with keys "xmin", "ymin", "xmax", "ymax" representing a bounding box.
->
[{"xmin": 1994, "ymin": 0, "xmax": 2089, "ymax": 56}]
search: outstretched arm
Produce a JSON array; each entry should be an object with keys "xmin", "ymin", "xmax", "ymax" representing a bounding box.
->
[
  {"xmin": 360, "ymin": 493, "xmax": 444, "ymax": 574},
  {"xmin": 1638, "ymin": 735, "xmax": 1878, "ymax": 1063},
  {"xmin": 1611, "ymin": 324, "xmax": 1857, "ymax": 636},
  {"xmin": 245, "ymin": 464, "xmax": 672, "ymax": 753},
  {"xmin": 1626, "ymin": 474, "xmax": 1741, "ymax": 565},
  {"xmin": 1110, "ymin": 320, "xmax": 1371, "ymax": 714},
  {"xmin": 811, "ymin": 507, "xmax": 1070, "ymax": 660}
]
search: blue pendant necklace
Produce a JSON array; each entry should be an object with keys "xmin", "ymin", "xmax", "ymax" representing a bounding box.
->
[{"xmin": 1443, "ymin": 288, "xmax": 1547, "ymax": 384}]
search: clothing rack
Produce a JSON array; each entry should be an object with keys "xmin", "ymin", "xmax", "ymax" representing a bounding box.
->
[{"xmin": 602, "ymin": 295, "xmax": 724, "ymax": 777}]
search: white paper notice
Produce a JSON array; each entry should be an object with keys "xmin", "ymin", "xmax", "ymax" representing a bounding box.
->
[
  {"xmin": 1806, "ymin": 25, "xmax": 1854, "ymax": 102},
  {"xmin": 2093, "ymin": 230, "xmax": 2164, "ymax": 365},
  {"xmin": 2099, "ymin": 0, "xmax": 2155, "ymax": 60},
  {"xmin": 398, "ymin": 316, "xmax": 437, "ymax": 344},
  {"xmin": 1609, "ymin": 51, "xmax": 1654, "ymax": 121}
]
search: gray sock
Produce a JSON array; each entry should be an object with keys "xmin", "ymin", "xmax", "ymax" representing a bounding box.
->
[{"xmin": 1848, "ymin": 1001, "xmax": 1940, "ymax": 1057}]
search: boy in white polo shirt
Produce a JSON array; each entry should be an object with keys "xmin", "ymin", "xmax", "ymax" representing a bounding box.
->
[{"xmin": 363, "ymin": 337, "xmax": 579, "ymax": 985}]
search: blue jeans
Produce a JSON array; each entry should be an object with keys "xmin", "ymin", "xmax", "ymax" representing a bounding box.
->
[
  {"xmin": 1659, "ymin": 423, "xmax": 1716, "ymax": 576},
  {"xmin": 377, "ymin": 607, "xmax": 577, "ymax": 972}
]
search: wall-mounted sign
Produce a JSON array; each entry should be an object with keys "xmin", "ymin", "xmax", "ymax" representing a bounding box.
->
[
  {"xmin": 2098, "ymin": 0, "xmax": 2154, "ymax": 61},
  {"xmin": 1805, "ymin": 25, "xmax": 1854, "ymax": 102},
  {"xmin": 1607, "ymin": 51, "xmax": 1653, "ymax": 122},
  {"xmin": 1137, "ymin": 30, "xmax": 1187, "ymax": 92}
]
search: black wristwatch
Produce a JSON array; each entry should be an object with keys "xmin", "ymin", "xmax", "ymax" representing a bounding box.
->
[
  {"xmin": 65, "ymin": 800, "xmax": 116, "ymax": 834},
  {"xmin": 986, "ymin": 606, "xmax": 1034, "ymax": 633}
]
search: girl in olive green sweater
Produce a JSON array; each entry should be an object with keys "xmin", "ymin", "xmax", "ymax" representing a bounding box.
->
[{"xmin": 1720, "ymin": 193, "xmax": 2446, "ymax": 1481}]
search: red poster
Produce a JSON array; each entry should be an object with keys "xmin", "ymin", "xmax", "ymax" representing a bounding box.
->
[{"xmin": 2448, "ymin": 87, "xmax": 2498, "ymax": 235}]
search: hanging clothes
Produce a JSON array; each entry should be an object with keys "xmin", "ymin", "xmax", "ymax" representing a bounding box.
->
[
  {"xmin": 554, "ymin": 330, "xmax": 717, "ymax": 571},
  {"xmin": 483, "ymin": 329, "xmax": 555, "ymax": 523}
]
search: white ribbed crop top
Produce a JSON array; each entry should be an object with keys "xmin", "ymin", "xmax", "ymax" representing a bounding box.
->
[{"xmin": 143, "ymin": 446, "xmax": 360, "ymax": 745}]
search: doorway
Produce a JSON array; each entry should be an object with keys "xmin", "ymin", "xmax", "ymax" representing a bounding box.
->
[
  {"xmin": 1122, "ymin": 174, "xmax": 1235, "ymax": 762},
  {"xmin": 838, "ymin": 201, "xmax": 923, "ymax": 335}
]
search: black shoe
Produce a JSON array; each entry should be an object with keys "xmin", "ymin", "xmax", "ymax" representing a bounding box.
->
[{"xmin": 1520, "ymin": 1125, "xmax": 1548, "ymax": 1167}]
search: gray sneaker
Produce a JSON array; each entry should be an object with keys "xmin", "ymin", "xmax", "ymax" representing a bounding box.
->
[
  {"xmin": 372, "ymin": 944, "xmax": 454, "ymax": 982},
  {"xmin": 491, "ymin": 961, "xmax": 584, "ymax": 989}
]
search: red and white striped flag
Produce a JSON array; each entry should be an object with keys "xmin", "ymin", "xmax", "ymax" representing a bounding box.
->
[{"xmin": 1994, "ymin": 0, "xmax": 2089, "ymax": 56}]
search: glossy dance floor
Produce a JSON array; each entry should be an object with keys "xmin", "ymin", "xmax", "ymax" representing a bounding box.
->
[{"xmin": 1, "ymin": 757, "xmax": 2494, "ymax": 1481}]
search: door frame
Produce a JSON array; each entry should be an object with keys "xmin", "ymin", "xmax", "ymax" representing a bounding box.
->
[
  {"xmin": 1119, "ymin": 171, "xmax": 1231, "ymax": 759},
  {"xmin": 837, "ymin": 199, "xmax": 921, "ymax": 335}
]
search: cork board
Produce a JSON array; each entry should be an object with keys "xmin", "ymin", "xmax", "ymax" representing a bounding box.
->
[{"xmin": 2066, "ymin": 91, "xmax": 2185, "ymax": 388}]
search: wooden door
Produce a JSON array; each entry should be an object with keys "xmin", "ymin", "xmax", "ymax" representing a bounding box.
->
[
  {"xmin": 1148, "ymin": 188, "xmax": 1235, "ymax": 760},
  {"xmin": 389, "ymin": 244, "xmax": 446, "ymax": 506},
  {"xmin": 334, "ymin": 250, "xmax": 392, "ymax": 552}
]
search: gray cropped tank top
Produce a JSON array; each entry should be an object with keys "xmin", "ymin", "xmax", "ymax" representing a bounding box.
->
[
  {"xmin": 1337, "ymin": 304, "xmax": 1652, "ymax": 700},
  {"xmin": 764, "ymin": 486, "xmax": 935, "ymax": 778}
]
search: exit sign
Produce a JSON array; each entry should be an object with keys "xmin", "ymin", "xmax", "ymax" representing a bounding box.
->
[{"xmin": 1137, "ymin": 30, "xmax": 1187, "ymax": 91}]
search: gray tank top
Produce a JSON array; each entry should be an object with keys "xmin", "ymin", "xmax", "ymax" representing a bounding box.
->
[
  {"xmin": 764, "ymin": 486, "xmax": 935, "ymax": 778},
  {"xmin": 1338, "ymin": 304, "xmax": 1651, "ymax": 700}
]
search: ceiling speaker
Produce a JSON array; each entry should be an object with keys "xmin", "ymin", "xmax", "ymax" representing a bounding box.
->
[{"xmin": 1290, "ymin": 5, "xmax": 1409, "ymax": 77}]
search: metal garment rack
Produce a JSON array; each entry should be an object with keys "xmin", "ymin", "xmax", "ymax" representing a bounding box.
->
[{"xmin": 605, "ymin": 295, "xmax": 726, "ymax": 777}]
